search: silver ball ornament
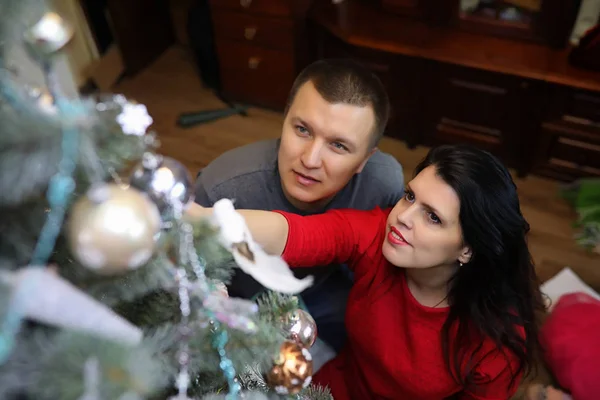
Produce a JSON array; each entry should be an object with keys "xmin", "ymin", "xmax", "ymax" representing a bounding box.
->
[
  {"xmin": 67, "ymin": 183, "xmax": 161, "ymax": 274},
  {"xmin": 23, "ymin": 12, "xmax": 74, "ymax": 57},
  {"xmin": 281, "ymin": 309, "xmax": 317, "ymax": 348},
  {"xmin": 129, "ymin": 153, "xmax": 194, "ymax": 218}
]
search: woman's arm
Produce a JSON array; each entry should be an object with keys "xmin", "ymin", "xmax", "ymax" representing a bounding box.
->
[{"xmin": 185, "ymin": 202, "xmax": 289, "ymax": 256}]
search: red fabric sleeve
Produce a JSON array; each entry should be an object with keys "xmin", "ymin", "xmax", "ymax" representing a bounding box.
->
[
  {"xmin": 459, "ymin": 348, "xmax": 522, "ymax": 400},
  {"xmin": 540, "ymin": 292, "xmax": 600, "ymax": 400},
  {"xmin": 273, "ymin": 207, "xmax": 387, "ymax": 270}
]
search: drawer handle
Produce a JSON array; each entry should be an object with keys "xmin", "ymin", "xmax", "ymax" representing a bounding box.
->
[
  {"xmin": 549, "ymin": 158, "xmax": 600, "ymax": 176},
  {"xmin": 574, "ymin": 93, "xmax": 600, "ymax": 105},
  {"xmin": 558, "ymin": 137, "xmax": 600, "ymax": 153},
  {"xmin": 440, "ymin": 117, "xmax": 502, "ymax": 137},
  {"xmin": 240, "ymin": 0, "xmax": 252, "ymax": 8},
  {"xmin": 248, "ymin": 57, "xmax": 261, "ymax": 69},
  {"xmin": 244, "ymin": 27, "xmax": 257, "ymax": 40},
  {"xmin": 449, "ymin": 78, "xmax": 507, "ymax": 95}
]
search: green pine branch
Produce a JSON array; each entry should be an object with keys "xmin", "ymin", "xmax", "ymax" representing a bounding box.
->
[
  {"xmin": 561, "ymin": 178, "xmax": 600, "ymax": 251},
  {"xmin": 0, "ymin": 327, "xmax": 173, "ymax": 400},
  {"xmin": 257, "ymin": 292, "xmax": 300, "ymax": 323},
  {"xmin": 0, "ymin": 2, "xmax": 331, "ymax": 399}
]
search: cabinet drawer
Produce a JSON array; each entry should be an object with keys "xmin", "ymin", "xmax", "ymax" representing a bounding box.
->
[
  {"xmin": 434, "ymin": 117, "xmax": 502, "ymax": 152},
  {"xmin": 216, "ymin": 39, "xmax": 295, "ymax": 109},
  {"xmin": 534, "ymin": 121, "xmax": 600, "ymax": 180},
  {"xmin": 209, "ymin": 0, "xmax": 292, "ymax": 17},
  {"xmin": 425, "ymin": 64, "xmax": 525, "ymax": 159},
  {"xmin": 548, "ymin": 86, "xmax": 600, "ymax": 125},
  {"xmin": 552, "ymin": 137, "xmax": 600, "ymax": 171},
  {"xmin": 212, "ymin": 10, "xmax": 294, "ymax": 51}
]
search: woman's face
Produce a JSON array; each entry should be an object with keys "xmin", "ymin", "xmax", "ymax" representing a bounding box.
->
[{"xmin": 382, "ymin": 165, "xmax": 472, "ymax": 269}]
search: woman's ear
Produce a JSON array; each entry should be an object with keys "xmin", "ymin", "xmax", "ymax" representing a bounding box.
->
[{"xmin": 458, "ymin": 246, "xmax": 472, "ymax": 265}]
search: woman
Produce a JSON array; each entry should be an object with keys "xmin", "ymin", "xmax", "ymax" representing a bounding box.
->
[{"xmin": 189, "ymin": 144, "xmax": 545, "ymax": 399}]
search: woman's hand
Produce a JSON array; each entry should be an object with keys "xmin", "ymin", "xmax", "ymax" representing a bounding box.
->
[
  {"xmin": 526, "ymin": 384, "xmax": 572, "ymax": 400},
  {"xmin": 183, "ymin": 200, "xmax": 289, "ymax": 256},
  {"xmin": 184, "ymin": 202, "xmax": 211, "ymax": 222}
]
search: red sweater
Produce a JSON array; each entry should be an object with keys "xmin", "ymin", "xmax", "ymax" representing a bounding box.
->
[{"xmin": 277, "ymin": 207, "xmax": 522, "ymax": 400}]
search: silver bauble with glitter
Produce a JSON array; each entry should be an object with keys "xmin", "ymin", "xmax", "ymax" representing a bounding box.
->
[
  {"xmin": 67, "ymin": 183, "xmax": 161, "ymax": 275},
  {"xmin": 129, "ymin": 153, "xmax": 194, "ymax": 219},
  {"xmin": 281, "ymin": 309, "xmax": 317, "ymax": 348},
  {"xmin": 23, "ymin": 12, "xmax": 74, "ymax": 57}
]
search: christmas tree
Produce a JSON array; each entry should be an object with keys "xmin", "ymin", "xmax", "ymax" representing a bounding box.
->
[{"xmin": 0, "ymin": 2, "xmax": 331, "ymax": 399}]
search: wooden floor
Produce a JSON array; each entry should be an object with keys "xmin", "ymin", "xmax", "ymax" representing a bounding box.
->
[{"xmin": 114, "ymin": 46, "xmax": 599, "ymax": 289}]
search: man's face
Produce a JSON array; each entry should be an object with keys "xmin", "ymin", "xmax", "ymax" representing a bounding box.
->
[{"xmin": 278, "ymin": 81, "xmax": 376, "ymax": 211}]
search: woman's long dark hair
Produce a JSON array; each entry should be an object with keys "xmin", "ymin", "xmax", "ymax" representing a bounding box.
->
[{"xmin": 414, "ymin": 144, "xmax": 545, "ymax": 392}]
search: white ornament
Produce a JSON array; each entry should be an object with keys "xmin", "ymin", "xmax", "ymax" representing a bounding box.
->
[
  {"xmin": 212, "ymin": 199, "xmax": 313, "ymax": 294},
  {"xmin": 116, "ymin": 102, "xmax": 153, "ymax": 136},
  {"xmin": 0, "ymin": 266, "xmax": 143, "ymax": 345}
]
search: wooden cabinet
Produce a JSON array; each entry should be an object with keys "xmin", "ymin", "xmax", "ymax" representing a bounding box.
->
[
  {"xmin": 533, "ymin": 86, "xmax": 600, "ymax": 180},
  {"xmin": 306, "ymin": 1, "xmax": 600, "ymax": 180},
  {"xmin": 208, "ymin": 0, "xmax": 310, "ymax": 110},
  {"xmin": 208, "ymin": 0, "xmax": 600, "ymax": 180},
  {"xmin": 382, "ymin": 0, "xmax": 578, "ymax": 48}
]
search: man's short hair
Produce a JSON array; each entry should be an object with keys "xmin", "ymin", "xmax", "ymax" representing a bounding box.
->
[{"xmin": 284, "ymin": 58, "xmax": 390, "ymax": 148}]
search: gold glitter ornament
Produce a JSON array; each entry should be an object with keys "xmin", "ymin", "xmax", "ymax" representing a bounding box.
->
[
  {"xmin": 266, "ymin": 340, "xmax": 313, "ymax": 395},
  {"xmin": 67, "ymin": 183, "xmax": 161, "ymax": 274}
]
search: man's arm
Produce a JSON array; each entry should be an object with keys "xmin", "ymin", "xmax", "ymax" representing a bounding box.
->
[{"xmin": 185, "ymin": 202, "xmax": 290, "ymax": 256}]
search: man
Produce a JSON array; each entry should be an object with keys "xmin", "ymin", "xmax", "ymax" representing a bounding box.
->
[{"xmin": 194, "ymin": 59, "xmax": 404, "ymax": 352}]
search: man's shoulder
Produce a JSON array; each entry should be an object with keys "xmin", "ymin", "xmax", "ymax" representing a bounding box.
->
[
  {"xmin": 365, "ymin": 149, "xmax": 403, "ymax": 172},
  {"xmin": 198, "ymin": 139, "xmax": 278, "ymax": 191},
  {"xmin": 360, "ymin": 149, "xmax": 404, "ymax": 188},
  {"xmin": 328, "ymin": 150, "xmax": 404, "ymax": 211}
]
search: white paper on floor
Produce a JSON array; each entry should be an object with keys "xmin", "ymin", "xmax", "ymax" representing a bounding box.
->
[{"xmin": 540, "ymin": 267, "xmax": 600, "ymax": 311}]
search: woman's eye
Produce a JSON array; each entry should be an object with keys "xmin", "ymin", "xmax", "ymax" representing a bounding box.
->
[
  {"xmin": 404, "ymin": 191, "xmax": 415, "ymax": 202},
  {"xmin": 428, "ymin": 212, "xmax": 441, "ymax": 224}
]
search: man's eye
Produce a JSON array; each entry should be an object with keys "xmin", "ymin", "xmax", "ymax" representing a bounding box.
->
[
  {"xmin": 296, "ymin": 125, "xmax": 308, "ymax": 135},
  {"xmin": 331, "ymin": 142, "xmax": 348, "ymax": 151}
]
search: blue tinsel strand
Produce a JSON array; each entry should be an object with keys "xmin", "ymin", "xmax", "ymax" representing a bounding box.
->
[
  {"xmin": 0, "ymin": 78, "xmax": 82, "ymax": 363},
  {"xmin": 190, "ymin": 255, "xmax": 241, "ymax": 399}
]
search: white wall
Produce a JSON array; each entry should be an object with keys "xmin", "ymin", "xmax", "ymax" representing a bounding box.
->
[
  {"xmin": 51, "ymin": 0, "xmax": 100, "ymax": 86},
  {"xmin": 5, "ymin": 44, "xmax": 79, "ymax": 99}
]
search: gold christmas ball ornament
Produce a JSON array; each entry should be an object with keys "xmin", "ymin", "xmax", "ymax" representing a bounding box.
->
[
  {"xmin": 23, "ymin": 12, "xmax": 74, "ymax": 57},
  {"xmin": 266, "ymin": 340, "xmax": 313, "ymax": 395},
  {"xmin": 67, "ymin": 183, "xmax": 161, "ymax": 274},
  {"xmin": 281, "ymin": 309, "xmax": 317, "ymax": 348}
]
